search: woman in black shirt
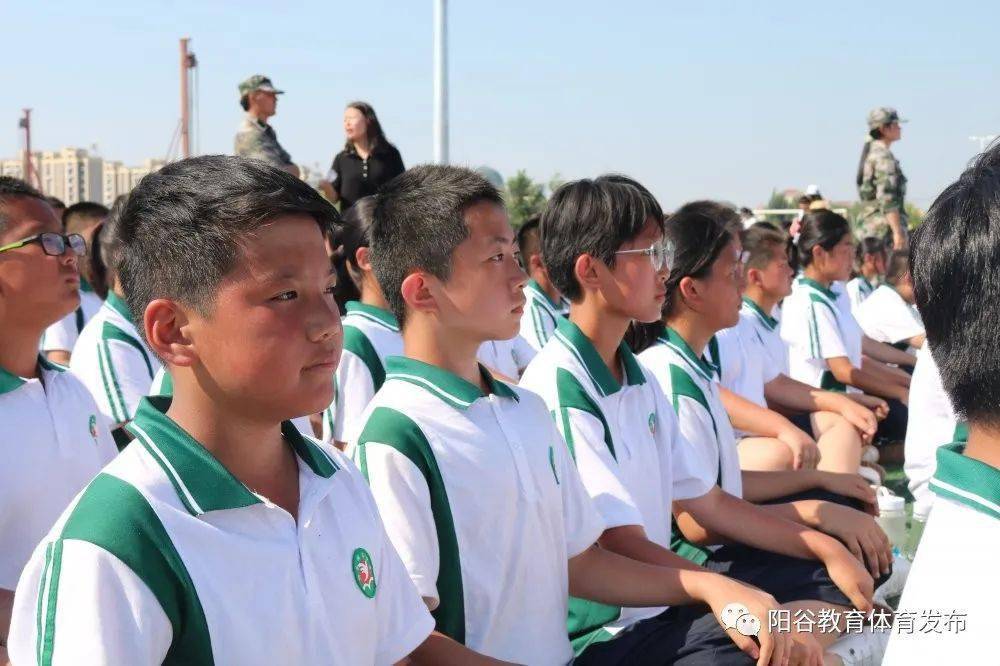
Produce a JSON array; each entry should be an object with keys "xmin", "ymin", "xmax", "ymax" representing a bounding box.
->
[{"xmin": 325, "ymin": 101, "xmax": 404, "ymax": 209}]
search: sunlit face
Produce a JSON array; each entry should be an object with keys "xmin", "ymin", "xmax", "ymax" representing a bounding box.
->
[
  {"xmin": 883, "ymin": 121, "xmax": 902, "ymax": 142},
  {"xmin": 180, "ymin": 216, "xmax": 342, "ymax": 422},
  {"xmin": 820, "ymin": 233, "xmax": 855, "ymax": 282},
  {"xmin": 0, "ymin": 197, "xmax": 80, "ymax": 331},
  {"xmin": 754, "ymin": 245, "xmax": 794, "ymax": 299},
  {"xmin": 427, "ymin": 201, "xmax": 526, "ymax": 343},
  {"xmin": 601, "ymin": 218, "xmax": 669, "ymax": 323},
  {"xmin": 252, "ymin": 90, "xmax": 278, "ymax": 117},
  {"xmin": 344, "ymin": 107, "xmax": 368, "ymax": 143},
  {"xmin": 864, "ymin": 251, "xmax": 887, "ymax": 278},
  {"xmin": 696, "ymin": 237, "xmax": 745, "ymax": 331}
]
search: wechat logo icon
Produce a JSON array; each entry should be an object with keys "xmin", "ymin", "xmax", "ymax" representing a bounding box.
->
[{"xmin": 720, "ymin": 602, "xmax": 760, "ymax": 637}]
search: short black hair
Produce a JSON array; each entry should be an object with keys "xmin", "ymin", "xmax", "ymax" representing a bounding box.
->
[
  {"xmin": 912, "ymin": 143, "xmax": 1000, "ymax": 425},
  {"xmin": 114, "ymin": 155, "xmax": 340, "ymax": 340},
  {"xmin": 0, "ymin": 176, "xmax": 46, "ymax": 233},
  {"xmin": 856, "ymin": 236, "xmax": 887, "ymax": 265},
  {"xmin": 63, "ymin": 201, "xmax": 109, "ymax": 235},
  {"xmin": 46, "ymin": 196, "xmax": 65, "ymax": 210},
  {"xmin": 516, "ymin": 214, "xmax": 541, "ymax": 260},
  {"xmin": 541, "ymin": 174, "xmax": 663, "ymax": 302},
  {"xmin": 743, "ymin": 223, "xmax": 788, "ymax": 270},
  {"xmin": 369, "ymin": 164, "xmax": 504, "ymax": 326},
  {"xmin": 796, "ymin": 210, "xmax": 850, "ymax": 267}
]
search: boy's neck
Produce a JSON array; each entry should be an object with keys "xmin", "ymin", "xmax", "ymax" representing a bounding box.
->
[
  {"xmin": 402, "ymin": 320, "xmax": 485, "ymax": 391},
  {"xmin": 568, "ymin": 301, "xmax": 630, "ymax": 384},
  {"xmin": 530, "ymin": 270, "xmax": 562, "ymax": 304},
  {"xmin": 0, "ymin": 325, "xmax": 44, "ymax": 379},
  {"xmin": 359, "ymin": 284, "xmax": 391, "ymax": 312},
  {"xmin": 964, "ymin": 424, "xmax": 1000, "ymax": 471},
  {"xmin": 743, "ymin": 286, "xmax": 780, "ymax": 315},
  {"xmin": 665, "ymin": 312, "xmax": 715, "ymax": 357}
]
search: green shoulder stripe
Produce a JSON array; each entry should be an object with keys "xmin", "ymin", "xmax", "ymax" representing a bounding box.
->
[
  {"xmin": 46, "ymin": 473, "xmax": 214, "ymax": 665},
  {"xmin": 102, "ymin": 322, "xmax": 154, "ymax": 379},
  {"xmin": 555, "ymin": 368, "xmax": 615, "ymax": 460},
  {"xmin": 343, "ymin": 325, "xmax": 386, "ymax": 391},
  {"xmin": 356, "ymin": 407, "xmax": 465, "ymax": 644}
]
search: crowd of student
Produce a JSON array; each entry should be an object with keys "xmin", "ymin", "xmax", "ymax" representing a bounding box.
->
[{"xmin": 0, "ymin": 141, "xmax": 997, "ymax": 665}]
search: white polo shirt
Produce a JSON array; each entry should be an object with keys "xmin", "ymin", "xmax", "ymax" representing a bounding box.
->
[
  {"xmin": 476, "ymin": 335, "xmax": 536, "ymax": 380},
  {"xmin": 883, "ymin": 444, "xmax": 999, "ymax": 664},
  {"xmin": 348, "ymin": 356, "xmax": 604, "ymax": 664},
  {"xmin": 8, "ymin": 397, "xmax": 433, "ymax": 665},
  {"xmin": 904, "ymin": 345, "xmax": 965, "ymax": 520},
  {"xmin": 855, "ymin": 284, "xmax": 924, "ymax": 347},
  {"xmin": 711, "ymin": 301, "xmax": 783, "ymax": 411},
  {"xmin": 40, "ymin": 281, "xmax": 103, "ymax": 355},
  {"xmin": 322, "ymin": 301, "xmax": 403, "ymax": 444},
  {"xmin": 781, "ymin": 277, "xmax": 862, "ymax": 393},
  {"xmin": 519, "ymin": 319, "xmax": 712, "ymax": 652},
  {"xmin": 638, "ymin": 328, "xmax": 744, "ymax": 499},
  {"xmin": 0, "ymin": 356, "xmax": 118, "ymax": 591},
  {"xmin": 845, "ymin": 276, "xmax": 877, "ymax": 314},
  {"xmin": 519, "ymin": 279, "xmax": 569, "ymax": 351},
  {"xmin": 70, "ymin": 292, "xmax": 161, "ymax": 424}
]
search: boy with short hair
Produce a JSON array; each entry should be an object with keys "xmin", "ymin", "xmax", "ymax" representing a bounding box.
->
[
  {"xmin": 352, "ymin": 165, "xmax": 794, "ymax": 665},
  {"xmin": 70, "ymin": 204, "xmax": 161, "ymax": 426},
  {"xmin": 41, "ymin": 202, "xmax": 108, "ymax": 365},
  {"xmin": 7, "ymin": 156, "xmax": 452, "ymax": 665},
  {"xmin": 855, "ymin": 251, "xmax": 925, "ymax": 350},
  {"xmin": 517, "ymin": 215, "xmax": 569, "ymax": 351},
  {"xmin": 0, "ymin": 178, "xmax": 118, "ymax": 660},
  {"xmin": 883, "ymin": 132, "xmax": 1000, "ymax": 665}
]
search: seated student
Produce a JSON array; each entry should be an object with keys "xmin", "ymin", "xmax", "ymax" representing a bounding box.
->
[
  {"xmin": 318, "ymin": 196, "xmax": 403, "ymax": 448},
  {"xmin": 520, "ymin": 177, "xmax": 832, "ymax": 664},
  {"xmin": 845, "ymin": 237, "xmax": 886, "ymax": 314},
  {"xmin": 0, "ymin": 178, "xmax": 118, "ymax": 661},
  {"xmin": 517, "ymin": 214, "xmax": 570, "ymax": 351},
  {"xmin": 631, "ymin": 202, "xmax": 896, "ymax": 663},
  {"xmin": 4, "ymin": 156, "xmax": 473, "ymax": 665},
  {"xmin": 855, "ymin": 251, "xmax": 925, "ymax": 350},
  {"xmin": 883, "ymin": 139, "xmax": 1000, "ymax": 665},
  {"xmin": 41, "ymin": 202, "xmax": 108, "ymax": 366},
  {"xmin": 351, "ymin": 165, "xmax": 796, "ymax": 665},
  {"xmin": 70, "ymin": 204, "xmax": 161, "ymax": 427},
  {"xmin": 781, "ymin": 211, "xmax": 910, "ymax": 448}
]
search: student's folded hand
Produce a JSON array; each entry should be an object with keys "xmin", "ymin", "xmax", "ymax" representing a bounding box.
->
[
  {"xmin": 835, "ymin": 399, "xmax": 878, "ymax": 443},
  {"xmin": 702, "ymin": 576, "xmax": 791, "ymax": 666},
  {"xmin": 817, "ymin": 471, "xmax": 877, "ymax": 510},
  {"xmin": 848, "ymin": 394, "xmax": 889, "ymax": 421},
  {"xmin": 787, "ymin": 630, "xmax": 825, "ymax": 666},
  {"xmin": 815, "ymin": 503, "xmax": 893, "ymax": 579},
  {"xmin": 823, "ymin": 547, "xmax": 875, "ymax": 614},
  {"xmin": 776, "ymin": 427, "xmax": 821, "ymax": 470}
]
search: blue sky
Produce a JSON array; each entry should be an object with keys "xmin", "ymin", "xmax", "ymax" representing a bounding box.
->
[{"xmin": 4, "ymin": 0, "xmax": 998, "ymax": 209}]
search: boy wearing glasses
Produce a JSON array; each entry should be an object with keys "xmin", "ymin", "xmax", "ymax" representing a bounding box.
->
[{"xmin": 0, "ymin": 177, "xmax": 118, "ymax": 660}]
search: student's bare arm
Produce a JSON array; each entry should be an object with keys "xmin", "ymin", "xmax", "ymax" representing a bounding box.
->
[
  {"xmin": 763, "ymin": 376, "xmax": 878, "ymax": 441},
  {"xmin": 740, "ymin": 469, "xmax": 875, "ymax": 506},
  {"xmin": 405, "ymin": 631, "xmax": 517, "ymax": 665},
  {"xmin": 861, "ymin": 337, "xmax": 916, "ymax": 366},
  {"xmin": 859, "ymin": 357, "xmax": 911, "ymax": 391},
  {"xmin": 598, "ymin": 525, "xmax": 705, "ymax": 572},
  {"xmin": 827, "ymin": 357, "xmax": 908, "ymax": 403},
  {"xmin": 719, "ymin": 386, "xmax": 804, "ymax": 439}
]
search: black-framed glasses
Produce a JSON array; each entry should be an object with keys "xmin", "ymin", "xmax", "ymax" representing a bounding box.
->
[
  {"xmin": 0, "ymin": 233, "xmax": 86, "ymax": 257},
  {"xmin": 615, "ymin": 238, "xmax": 675, "ymax": 272}
]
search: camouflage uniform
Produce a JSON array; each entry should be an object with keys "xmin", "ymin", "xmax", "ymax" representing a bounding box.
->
[
  {"xmin": 233, "ymin": 75, "xmax": 294, "ymax": 169},
  {"xmin": 858, "ymin": 107, "xmax": 908, "ymax": 241}
]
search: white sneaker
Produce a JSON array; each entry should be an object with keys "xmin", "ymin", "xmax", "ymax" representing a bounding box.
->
[
  {"xmin": 873, "ymin": 553, "xmax": 912, "ymax": 607},
  {"xmin": 827, "ymin": 628, "xmax": 891, "ymax": 666}
]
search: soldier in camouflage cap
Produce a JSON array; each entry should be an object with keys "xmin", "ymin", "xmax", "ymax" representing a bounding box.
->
[
  {"xmin": 856, "ymin": 107, "xmax": 908, "ymax": 249},
  {"xmin": 234, "ymin": 74, "xmax": 300, "ymax": 178}
]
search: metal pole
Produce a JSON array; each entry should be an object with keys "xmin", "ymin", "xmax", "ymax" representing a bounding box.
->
[
  {"xmin": 180, "ymin": 38, "xmax": 191, "ymax": 159},
  {"xmin": 433, "ymin": 0, "xmax": 448, "ymax": 164},
  {"xmin": 19, "ymin": 109, "xmax": 40, "ymax": 191}
]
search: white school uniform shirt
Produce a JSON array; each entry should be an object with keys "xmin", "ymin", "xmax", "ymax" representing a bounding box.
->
[
  {"xmin": 519, "ymin": 319, "xmax": 713, "ymax": 650},
  {"xmin": 639, "ymin": 328, "xmax": 744, "ymax": 500},
  {"xmin": 883, "ymin": 444, "xmax": 999, "ymax": 665},
  {"xmin": 8, "ymin": 397, "xmax": 433, "ymax": 666},
  {"xmin": 0, "ymin": 357, "xmax": 118, "ymax": 591},
  {"xmin": 904, "ymin": 344, "xmax": 965, "ymax": 520},
  {"xmin": 348, "ymin": 356, "xmax": 604, "ymax": 664},
  {"xmin": 711, "ymin": 299, "xmax": 784, "ymax": 410},
  {"xmin": 845, "ymin": 275, "xmax": 877, "ymax": 315},
  {"xmin": 476, "ymin": 334, "xmax": 536, "ymax": 380},
  {"xmin": 519, "ymin": 279, "xmax": 570, "ymax": 351},
  {"xmin": 39, "ymin": 281, "xmax": 103, "ymax": 355},
  {"xmin": 781, "ymin": 277, "xmax": 862, "ymax": 393},
  {"xmin": 70, "ymin": 292, "xmax": 161, "ymax": 424},
  {"xmin": 855, "ymin": 284, "xmax": 925, "ymax": 347},
  {"xmin": 322, "ymin": 301, "xmax": 403, "ymax": 444}
]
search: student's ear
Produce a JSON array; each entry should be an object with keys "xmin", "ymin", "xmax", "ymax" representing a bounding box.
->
[
  {"xmin": 746, "ymin": 266, "xmax": 763, "ymax": 288},
  {"xmin": 145, "ymin": 299, "xmax": 197, "ymax": 368},
  {"xmin": 572, "ymin": 254, "xmax": 603, "ymax": 294},
  {"xmin": 400, "ymin": 272, "xmax": 438, "ymax": 318},
  {"xmin": 528, "ymin": 252, "xmax": 546, "ymax": 275},
  {"xmin": 355, "ymin": 246, "xmax": 373, "ymax": 272},
  {"xmin": 677, "ymin": 275, "xmax": 701, "ymax": 307},
  {"xmin": 811, "ymin": 245, "xmax": 825, "ymax": 267}
]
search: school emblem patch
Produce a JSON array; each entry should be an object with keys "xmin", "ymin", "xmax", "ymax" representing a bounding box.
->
[
  {"xmin": 352, "ymin": 548, "xmax": 377, "ymax": 598},
  {"xmin": 648, "ymin": 412, "xmax": 657, "ymax": 435},
  {"xmin": 88, "ymin": 415, "xmax": 98, "ymax": 443}
]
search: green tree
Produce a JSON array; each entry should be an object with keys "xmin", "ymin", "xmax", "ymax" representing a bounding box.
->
[
  {"xmin": 763, "ymin": 189, "xmax": 793, "ymax": 224},
  {"xmin": 905, "ymin": 202, "xmax": 925, "ymax": 230},
  {"xmin": 505, "ymin": 170, "xmax": 546, "ymax": 228}
]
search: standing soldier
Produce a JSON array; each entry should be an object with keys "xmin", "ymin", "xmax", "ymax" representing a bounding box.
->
[
  {"xmin": 234, "ymin": 74, "xmax": 300, "ymax": 177},
  {"xmin": 857, "ymin": 107, "xmax": 908, "ymax": 250}
]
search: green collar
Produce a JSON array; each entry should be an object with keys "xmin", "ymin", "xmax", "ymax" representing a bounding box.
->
[
  {"xmin": 798, "ymin": 276, "xmax": 838, "ymax": 302},
  {"xmin": 384, "ymin": 356, "xmax": 519, "ymax": 410},
  {"xmin": 552, "ymin": 318, "xmax": 645, "ymax": 397},
  {"xmin": 80, "ymin": 277, "xmax": 94, "ymax": 294},
  {"xmin": 526, "ymin": 279, "xmax": 563, "ymax": 312},
  {"xmin": 658, "ymin": 326, "xmax": 715, "ymax": 382},
  {"xmin": 105, "ymin": 292, "xmax": 135, "ymax": 324},
  {"xmin": 742, "ymin": 297, "xmax": 778, "ymax": 331},
  {"xmin": 126, "ymin": 396, "xmax": 339, "ymax": 516},
  {"xmin": 857, "ymin": 276, "xmax": 876, "ymax": 293},
  {"xmin": 930, "ymin": 443, "xmax": 1000, "ymax": 521},
  {"xmin": 345, "ymin": 301, "xmax": 400, "ymax": 332},
  {"xmin": 0, "ymin": 355, "xmax": 66, "ymax": 396}
]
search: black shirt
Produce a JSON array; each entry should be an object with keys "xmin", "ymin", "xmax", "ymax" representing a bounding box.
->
[{"xmin": 330, "ymin": 142, "xmax": 405, "ymax": 210}]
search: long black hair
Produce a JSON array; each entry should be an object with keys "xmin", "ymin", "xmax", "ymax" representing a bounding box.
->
[
  {"xmin": 856, "ymin": 127, "xmax": 884, "ymax": 188},
  {"xmin": 344, "ymin": 101, "xmax": 390, "ymax": 153},
  {"xmin": 797, "ymin": 209, "xmax": 850, "ymax": 268},
  {"xmin": 331, "ymin": 196, "xmax": 378, "ymax": 310}
]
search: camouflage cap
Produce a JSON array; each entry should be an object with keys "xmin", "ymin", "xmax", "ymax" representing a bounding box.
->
[
  {"xmin": 238, "ymin": 74, "xmax": 284, "ymax": 98},
  {"xmin": 867, "ymin": 107, "xmax": 907, "ymax": 130}
]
